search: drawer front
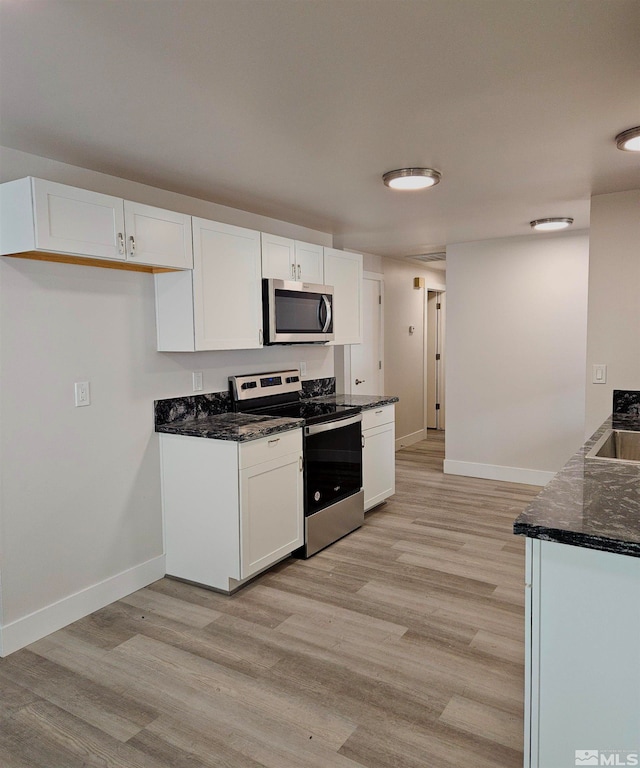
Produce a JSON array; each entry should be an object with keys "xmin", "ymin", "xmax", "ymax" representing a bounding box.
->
[
  {"xmin": 362, "ymin": 404, "xmax": 395, "ymax": 431},
  {"xmin": 239, "ymin": 429, "xmax": 302, "ymax": 469}
]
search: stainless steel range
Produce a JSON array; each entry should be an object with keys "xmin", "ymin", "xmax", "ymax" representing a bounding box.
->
[{"xmin": 230, "ymin": 370, "xmax": 364, "ymax": 557}]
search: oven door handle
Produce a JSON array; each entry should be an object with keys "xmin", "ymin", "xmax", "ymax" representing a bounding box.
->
[{"xmin": 305, "ymin": 413, "xmax": 362, "ymax": 436}]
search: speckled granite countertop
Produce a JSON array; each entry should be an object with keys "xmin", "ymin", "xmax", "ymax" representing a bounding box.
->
[
  {"xmin": 155, "ymin": 383, "xmax": 398, "ymax": 443},
  {"xmin": 514, "ymin": 416, "xmax": 640, "ymax": 558},
  {"xmin": 156, "ymin": 412, "xmax": 303, "ymax": 442},
  {"xmin": 310, "ymin": 394, "xmax": 399, "ymax": 410}
]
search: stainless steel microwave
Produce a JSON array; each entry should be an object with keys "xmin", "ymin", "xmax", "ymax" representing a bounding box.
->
[{"xmin": 262, "ymin": 279, "xmax": 334, "ymax": 344}]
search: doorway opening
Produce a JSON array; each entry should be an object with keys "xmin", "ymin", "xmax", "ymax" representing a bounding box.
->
[{"xmin": 425, "ymin": 290, "xmax": 445, "ymax": 430}]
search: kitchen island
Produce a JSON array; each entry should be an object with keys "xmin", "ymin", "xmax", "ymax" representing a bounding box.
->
[{"xmin": 514, "ymin": 393, "xmax": 640, "ymax": 768}]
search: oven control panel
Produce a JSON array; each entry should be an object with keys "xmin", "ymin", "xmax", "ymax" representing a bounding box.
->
[{"xmin": 230, "ymin": 369, "xmax": 302, "ymax": 401}]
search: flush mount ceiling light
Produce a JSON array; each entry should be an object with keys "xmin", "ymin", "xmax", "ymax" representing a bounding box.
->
[
  {"xmin": 615, "ymin": 126, "xmax": 640, "ymax": 152},
  {"xmin": 530, "ymin": 217, "xmax": 574, "ymax": 232},
  {"xmin": 382, "ymin": 168, "xmax": 442, "ymax": 190}
]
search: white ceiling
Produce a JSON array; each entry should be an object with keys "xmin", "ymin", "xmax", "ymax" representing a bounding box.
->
[{"xmin": 1, "ymin": 0, "xmax": 639, "ymax": 260}]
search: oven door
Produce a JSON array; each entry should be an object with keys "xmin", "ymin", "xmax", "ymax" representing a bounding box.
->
[
  {"xmin": 304, "ymin": 414, "xmax": 362, "ymax": 516},
  {"xmin": 264, "ymin": 279, "xmax": 334, "ymax": 344}
]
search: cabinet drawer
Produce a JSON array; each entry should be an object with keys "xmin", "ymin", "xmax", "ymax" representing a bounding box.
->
[
  {"xmin": 362, "ymin": 404, "xmax": 395, "ymax": 431},
  {"xmin": 239, "ymin": 429, "xmax": 302, "ymax": 469}
]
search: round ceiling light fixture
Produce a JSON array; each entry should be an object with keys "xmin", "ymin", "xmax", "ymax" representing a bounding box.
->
[
  {"xmin": 615, "ymin": 126, "xmax": 640, "ymax": 152},
  {"xmin": 530, "ymin": 217, "xmax": 574, "ymax": 232},
  {"xmin": 382, "ymin": 167, "xmax": 442, "ymax": 190}
]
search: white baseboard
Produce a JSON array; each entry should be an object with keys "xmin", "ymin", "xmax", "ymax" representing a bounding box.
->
[
  {"xmin": 443, "ymin": 459, "xmax": 555, "ymax": 487},
  {"xmin": 0, "ymin": 555, "xmax": 165, "ymax": 657},
  {"xmin": 395, "ymin": 429, "xmax": 427, "ymax": 451}
]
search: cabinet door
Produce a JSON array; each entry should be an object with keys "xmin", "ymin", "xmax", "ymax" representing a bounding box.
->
[
  {"xmin": 239, "ymin": 451, "xmax": 304, "ymax": 579},
  {"xmin": 261, "ymin": 232, "xmax": 296, "ymax": 280},
  {"xmin": 192, "ymin": 218, "xmax": 263, "ymax": 350},
  {"xmin": 323, "ymin": 247, "xmax": 363, "ymax": 344},
  {"xmin": 294, "ymin": 240, "xmax": 324, "ymax": 283},
  {"xmin": 362, "ymin": 422, "xmax": 395, "ymax": 511},
  {"xmin": 123, "ymin": 201, "xmax": 193, "ymax": 269},
  {"xmin": 32, "ymin": 178, "xmax": 125, "ymax": 260}
]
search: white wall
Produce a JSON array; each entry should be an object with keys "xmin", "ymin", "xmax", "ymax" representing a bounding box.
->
[
  {"xmin": 444, "ymin": 233, "xmax": 589, "ymax": 485},
  {"xmin": 585, "ymin": 189, "xmax": 640, "ymax": 437},
  {"xmin": 382, "ymin": 258, "xmax": 446, "ymax": 447},
  {"xmin": 0, "ymin": 147, "xmax": 334, "ymax": 655}
]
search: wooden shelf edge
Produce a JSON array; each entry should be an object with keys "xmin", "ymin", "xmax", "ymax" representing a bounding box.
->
[{"xmin": 1, "ymin": 250, "xmax": 182, "ymax": 274}]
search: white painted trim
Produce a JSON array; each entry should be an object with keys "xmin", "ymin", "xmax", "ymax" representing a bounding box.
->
[
  {"xmin": 395, "ymin": 428, "xmax": 427, "ymax": 451},
  {"xmin": 443, "ymin": 459, "xmax": 554, "ymax": 487},
  {"xmin": 0, "ymin": 555, "xmax": 165, "ymax": 657}
]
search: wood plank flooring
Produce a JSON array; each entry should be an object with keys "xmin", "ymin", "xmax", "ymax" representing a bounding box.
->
[{"xmin": 0, "ymin": 431, "xmax": 541, "ymax": 768}]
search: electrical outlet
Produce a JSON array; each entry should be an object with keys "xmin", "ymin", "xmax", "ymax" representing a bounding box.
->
[
  {"xmin": 74, "ymin": 381, "xmax": 91, "ymax": 407},
  {"xmin": 300, "ymin": 361, "xmax": 307, "ymax": 376},
  {"xmin": 192, "ymin": 371, "xmax": 203, "ymax": 391}
]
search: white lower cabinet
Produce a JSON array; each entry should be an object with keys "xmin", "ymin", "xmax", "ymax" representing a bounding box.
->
[
  {"xmin": 362, "ymin": 405, "xmax": 395, "ymax": 511},
  {"xmin": 525, "ymin": 538, "xmax": 640, "ymax": 768},
  {"xmin": 160, "ymin": 429, "xmax": 303, "ymax": 592}
]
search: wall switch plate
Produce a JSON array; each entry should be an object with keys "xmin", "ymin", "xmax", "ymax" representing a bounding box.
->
[
  {"xmin": 300, "ymin": 361, "xmax": 307, "ymax": 376},
  {"xmin": 592, "ymin": 364, "xmax": 607, "ymax": 384},
  {"xmin": 74, "ymin": 381, "xmax": 91, "ymax": 407},
  {"xmin": 192, "ymin": 371, "xmax": 203, "ymax": 391}
]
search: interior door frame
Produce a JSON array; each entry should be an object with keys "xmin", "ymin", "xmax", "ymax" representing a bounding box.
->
[
  {"xmin": 335, "ymin": 271, "xmax": 384, "ymax": 395},
  {"xmin": 422, "ymin": 282, "xmax": 446, "ymax": 434}
]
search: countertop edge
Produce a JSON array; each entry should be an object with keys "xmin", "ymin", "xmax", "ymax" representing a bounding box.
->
[
  {"xmin": 156, "ymin": 419, "xmax": 303, "ymax": 442},
  {"xmin": 513, "ymin": 416, "xmax": 640, "ymax": 558}
]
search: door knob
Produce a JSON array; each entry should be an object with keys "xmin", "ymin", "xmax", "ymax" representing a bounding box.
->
[{"xmin": 355, "ymin": 378, "xmax": 365, "ymax": 385}]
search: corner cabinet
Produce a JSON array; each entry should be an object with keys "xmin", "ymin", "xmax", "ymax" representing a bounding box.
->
[
  {"xmin": 160, "ymin": 429, "xmax": 304, "ymax": 592},
  {"xmin": 155, "ymin": 218, "xmax": 263, "ymax": 351},
  {"xmin": 323, "ymin": 247, "xmax": 363, "ymax": 344},
  {"xmin": 0, "ymin": 177, "xmax": 193, "ymax": 271},
  {"xmin": 261, "ymin": 232, "xmax": 324, "ymax": 283},
  {"xmin": 362, "ymin": 405, "xmax": 396, "ymax": 511}
]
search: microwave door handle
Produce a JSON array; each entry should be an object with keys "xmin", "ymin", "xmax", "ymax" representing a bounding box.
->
[{"xmin": 321, "ymin": 295, "xmax": 332, "ymax": 332}]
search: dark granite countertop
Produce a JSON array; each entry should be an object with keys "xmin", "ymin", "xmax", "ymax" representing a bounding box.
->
[
  {"xmin": 154, "ymin": 386, "xmax": 398, "ymax": 443},
  {"xmin": 156, "ymin": 412, "xmax": 303, "ymax": 442},
  {"xmin": 514, "ymin": 416, "xmax": 640, "ymax": 558},
  {"xmin": 310, "ymin": 394, "xmax": 400, "ymax": 410}
]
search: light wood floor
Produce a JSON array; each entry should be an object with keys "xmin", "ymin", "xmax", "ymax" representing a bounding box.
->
[{"xmin": 0, "ymin": 432, "xmax": 541, "ymax": 768}]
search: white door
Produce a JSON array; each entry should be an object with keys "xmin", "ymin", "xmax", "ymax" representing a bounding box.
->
[
  {"xmin": 261, "ymin": 232, "xmax": 295, "ymax": 280},
  {"xmin": 33, "ymin": 178, "xmax": 125, "ymax": 261},
  {"xmin": 323, "ymin": 248, "xmax": 363, "ymax": 345},
  {"xmin": 239, "ymin": 451, "xmax": 304, "ymax": 579},
  {"xmin": 123, "ymin": 201, "xmax": 193, "ymax": 269},
  {"xmin": 426, "ymin": 290, "xmax": 445, "ymax": 429},
  {"xmin": 350, "ymin": 275, "xmax": 384, "ymax": 395},
  {"xmin": 294, "ymin": 240, "xmax": 324, "ymax": 283},
  {"xmin": 192, "ymin": 218, "xmax": 263, "ymax": 350}
]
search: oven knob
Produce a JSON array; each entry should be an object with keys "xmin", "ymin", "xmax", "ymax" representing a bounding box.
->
[{"xmin": 314, "ymin": 491, "xmax": 321, "ymax": 502}]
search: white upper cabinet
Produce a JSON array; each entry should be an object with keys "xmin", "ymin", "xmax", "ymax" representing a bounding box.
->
[
  {"xmin": 123, "ymin": 200, "xmax": 192, "ymax": 270},
  {"xmin": 261, "ymin": 232, "xmax": 323, "ymax": 283},
  {"xmin": 0, "ymin": 177, "xmax": 193, "ymax": 270},
  {"xmin": 294, "ymin": 240, "xmax": 324, "ymax": 283},
  {"xmin": 323, "ymin": 247, "xmax": 363, "ymax": 345},
  {"xmin": 155, "ymin": 218, "xmax": 263, "ymax": 351}
]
